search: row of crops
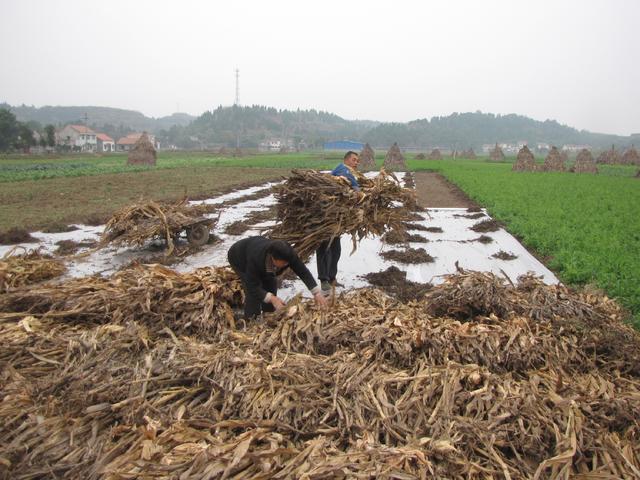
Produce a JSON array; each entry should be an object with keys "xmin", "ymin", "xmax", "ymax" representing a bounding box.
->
[{"xmin": 409, "ymin": 158, "xmax": 640, "ymax": 326}]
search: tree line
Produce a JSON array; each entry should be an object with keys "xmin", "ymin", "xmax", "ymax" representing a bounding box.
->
[{"xmin": 0, "ymin": 108, "xmax": 56, "ymax": 153}]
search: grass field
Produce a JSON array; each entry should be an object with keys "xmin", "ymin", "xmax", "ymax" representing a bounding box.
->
[{"xmin": 409, "ymin": 157, "xmax": 640, "ymax": 326}]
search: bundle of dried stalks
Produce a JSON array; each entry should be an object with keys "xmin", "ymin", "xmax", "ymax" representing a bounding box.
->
[
  {"xmin": 0, "ymin": 263, "xmax": 243, "ymax": 335},
  {"xmin": 383, "ymin": 142, "xmax": 406, "ymax": 170},
  {"xmin": 596, "ymin": 145, "xmax": 621, "ymax": 164},
  {"xmin": 358, "ymin": 143, "xmax": 376, "ymax": 171},
  {"xmin": 428, "ymin": 148, "xmax": 442, "ymax": 160},
  {"xmin": 622, "ymin": 145, "xmax": 640, "ymax": 165},
  {"xmin": 513, "ymin": 145, "xmax": 537, "ymax": 171},
  {"xmin": 0, "ymin": 247, "xmax": 65, "ymax": 292},
  {"xmin": 489, "ymin": 143, "xmax": 505, "ymax": 161},
  {"xmin": 415, "ymin": 153, "xmax": 426, "ymax": 160},
  {"xmin": 268, "ymin": 169, "xmax": 415, "ymax": 259},
  {"xmin": 1, "ymin": 272, "xmax": 639, "ymax": 479},
  {"xmin": 542, "ymin": 146, "xmax": 566, "ymax": 171},
  {"xmin": 572, "ymin": 149, "xmax": 598, "ymax": 174},
  {"xmin": 127, "ymin": 132, "xmax": 157, "ymax": 166},
  {"xmin": 100, "ymin": 198, "xmax": 216, "ymax": 255}
]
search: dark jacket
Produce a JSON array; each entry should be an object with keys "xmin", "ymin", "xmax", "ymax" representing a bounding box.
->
[{"xmin": 228, "ymin": 236, "xmax": 318, "ymax": 301}]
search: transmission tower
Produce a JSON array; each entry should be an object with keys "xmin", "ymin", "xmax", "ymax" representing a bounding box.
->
[{"xmin": 235, "ymin": 68, "xmax": 240, "ymax": 106}]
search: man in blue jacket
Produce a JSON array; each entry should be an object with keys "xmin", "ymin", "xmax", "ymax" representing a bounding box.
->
[
  {"xmin": 316, "ymin": 150, "xmax": 361, "ymax": 294},
  {"xmin": 228, "ymin": 236, "xmax": 327, "ymax": 319}
]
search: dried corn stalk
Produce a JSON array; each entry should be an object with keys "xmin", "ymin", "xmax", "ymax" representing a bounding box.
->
[
  {"xmin": 0, "ymin": 247, "xmax": 66, "ymax": 292},
  {"xmin": 268, "ymin": 169, "xmax": 415, "ymax": 259},
  {"xmin": 100, "ymin": 198, "xmax": 217, "ymax": 255}
]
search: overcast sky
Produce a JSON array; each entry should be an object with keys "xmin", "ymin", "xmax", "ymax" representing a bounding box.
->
[{"xmin": 1, "ymin": 0, "xmax": 639, "ymax": 135}]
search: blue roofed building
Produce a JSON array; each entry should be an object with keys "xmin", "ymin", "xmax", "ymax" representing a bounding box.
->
[{"xmin": 323, "ymin": 140, "xmax": 364, "ymax": 151}]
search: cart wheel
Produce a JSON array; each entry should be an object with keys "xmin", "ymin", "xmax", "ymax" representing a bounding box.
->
[{"xmin": 187, "ymin": 224, "xmax": 210, "ymax": 246}]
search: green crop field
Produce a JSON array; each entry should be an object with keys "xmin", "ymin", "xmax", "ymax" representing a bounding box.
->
[
  {"xmin": 409, "ymin": 157, "xmax": 640, "ymax": 327},
  {"xmin": 0, "ymin": 152, "xmax": 349, "ymax": 182}
]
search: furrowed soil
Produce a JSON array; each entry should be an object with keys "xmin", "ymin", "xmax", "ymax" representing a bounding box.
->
[
  {"xmin": 413, "ymin": 171, "xmax": 477, "ymax": 207},
  {"xmin": 0, "ymin": 166, "xmax": 288, "ymax": 231}
]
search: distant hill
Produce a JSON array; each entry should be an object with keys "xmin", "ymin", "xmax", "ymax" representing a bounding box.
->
[
  {"xmin": 167, "ymin": 105, "xmax": 378, "ymax": 149},
  {"xmin": 362, "ymin": 112, "xmax": 631, "ymax": 151},
  {"xmin": 3, "ymin": 103, "xmax": 634, "ymax": 151},
  {"xmin": 2, "ymin": 104, "xmax": 195, "ymax": 140}
]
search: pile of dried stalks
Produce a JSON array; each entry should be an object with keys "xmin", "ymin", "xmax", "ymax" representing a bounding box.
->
[
  {"xmin": 542, "ymin": 146, "xmax": 566, "ymax": 171},
  {"xmin": 1, "ymin": 270, "xmax": 639, "ymax": 479},
  {"xmin": 100, "ymin": 199, "xmax": 216, "ymax": 255},
  {"xmin": 127, "ymin": 132, "xmax": 157, "ymax": 166},
  {"xmin": 512, "ymin": 145, "xmax": 537, "ymax": 171},
  {"xmin": 572, "ymin": 149, "xmax": 599, "ymax": 174},
  {"xmin": 358, "ymin": 143, "xmax": 376, "ymax": 171},
  {"xmin": 383, "ymin": 142, "xmax": 406, "ymax": 170},
  {"xmin": 489, "ymin": 143, "xmax": 505, "ymax": 161},
  {"xmin": 428, "ymin": 148, "xmax": 442, "ymax": 160},
  {"xmin": 268, "ymin": 169, "xmax": 415, "ymax": 259},
  {"xmin": 0, "ymin": 263, "xmax": 243, "ymax": 335},
  {"xmin": 622, "ymin": 145, "xmax": 640, "ymax": 165},
  {"xmin": 0, "ymin": 247, "xmax": 66, "ymax": 292},
  {"xmin": 597, "ymin": 145, "xmax": 621, "ymax": 164}
]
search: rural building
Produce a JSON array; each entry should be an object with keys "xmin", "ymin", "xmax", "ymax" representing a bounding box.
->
[
  {"xmin": 324, "ymin": 140, "xmax": 364, "ymax": 151},
  {"xmin": 56, "ymin": 124, "xmax": 98, "ymax": 152},
  {"xmin": 117, "ymin": 133, "xmax": 159, "ymax": 152},
  {"xmin": 96, "ymin": 133, "xmax": 115, "ymax": 152}
]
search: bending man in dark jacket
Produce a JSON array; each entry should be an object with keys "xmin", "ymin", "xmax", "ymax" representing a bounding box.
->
[
  {"xmin": 316, "ymin": 150, "xmax": 361, "ymax": 293},
  {"xmin": 228, "ymin": 236, "xmax": 327, "ymax": 319}
]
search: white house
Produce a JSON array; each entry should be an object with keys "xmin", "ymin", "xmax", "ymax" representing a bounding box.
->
[
  {"xmin": 96, "ymin": 133, "xmax": 115, "ymax": 152},
  {"xmin": 57, "ymin": 125, "xmax": 97, "ymax": 151}
]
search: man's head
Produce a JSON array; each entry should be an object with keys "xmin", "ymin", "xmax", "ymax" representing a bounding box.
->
[
  {"xmin": 267, "ymin": 240, "xmax": 294, "ymax": 268},
  {"xmin": 344, "ymin": 151, "xmax": 360, "ymax": 169}
]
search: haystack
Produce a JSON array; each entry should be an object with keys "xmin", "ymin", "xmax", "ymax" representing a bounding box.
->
[
  {"xmin": 383, "ymin": 142, "xmax": 406, "ymax": 170},
  {"xmin": 512, "ymin": 145, "xmax": 536, "ymax": 171},
  {"xmin": 358, "ymin": 143, "xmax": 376, "ymax": 171},
  {"xmin": 415, "ymin": 153, "xmax": 426, "ymax": 160},
  {"xmin": 596, "ymin": 145, "xmax": 621, "ymax": 164},
  {"xmin": 465, "ymin": 148, "xmax": 476, "ymax": 159},
  {"xmin": 489, "ymin": 143, "xmax": 505, "ymax": 161},
  {"xmin": 542, "ymin": 146, "xmax": 566, "ymax": 171},
  {"xmin": 622, "ymin": 145, "xmax": 640, "ymax": 165},
  {"xmin": 127, "ymin": 132, "xmax": 156, "ymax": 166},
  {"xmin": 572, "ymin": 148, "xmax": 598, "ymax": 173},
  {"xmin": 428, "ymin": 148, "xmax": 442, "ymax": 160},
  {"xmin": 268, "ymin": 169, "xmax": 414, "ymax": 259},
  {"xmin": 559, "ymin": 149, "xmax": 569, "ymax": 164}
]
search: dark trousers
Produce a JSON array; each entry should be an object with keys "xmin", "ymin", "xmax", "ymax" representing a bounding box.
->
[
  {"xmin": 316, "ymin": 237, "xmax": 341, "ymax": 283},
  {"xmin": 229, "ymin": 265, "xmax": 277, "ymax": 319}
]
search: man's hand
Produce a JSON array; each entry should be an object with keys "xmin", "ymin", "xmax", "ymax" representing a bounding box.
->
[
  {"xmin": 269, "ymin": 295, "xmax": 286, "ymax": 311},
  {"xmin": 313, "ymin": 291, "xmax": 328, "ymax": 309}
]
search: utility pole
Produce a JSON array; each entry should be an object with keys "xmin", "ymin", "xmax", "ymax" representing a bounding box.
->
[
  {"xmin": 235, "ymin": 68, "xmax": 240, "ymax": 149},
  {"xmin": 235, "ymin": 68, "xmax": 240, "ymax": 106}
]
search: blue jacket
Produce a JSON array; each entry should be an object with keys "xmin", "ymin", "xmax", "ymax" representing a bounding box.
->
[{"xmin": 331, "ymin": 163, "xmax": 360, "ymax": 190}]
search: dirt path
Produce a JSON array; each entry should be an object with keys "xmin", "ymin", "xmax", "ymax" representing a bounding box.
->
[{"xmin": 413, "ymin": 172, "xmax": 477, "ymax": 208}]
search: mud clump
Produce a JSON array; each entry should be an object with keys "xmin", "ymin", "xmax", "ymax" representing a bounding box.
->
[
  {"xmin": 382, "ymin": 230, "xmax": 428, "ymax": 244},
  {"xmin": 381, "ymin": 247, "xmax": 435, "ymax": 264},
  {"xmin": 55, "ymin": 239, "xmax": 98, "ymax": 256},
  {"xmin": 42, "ymin": 224, "xmax": 80, "ymax": 234},
  {"xmin": 470, "ymin": 219, "xmax": 501, "ymax": 233},
  {"xmin": 473, "ymin": 235, "xmax": 494, "ymax": 244},
  {"xmin": 0, "ymin": 228, "xmax": 38, "ymax": 245},
  {"xmin": 362, "ymin": 266, "xmax": 433, "ymax": 302},
  {"xmin": 402, "ymin": 222, "xmax": 429, "ymax": 231},
  {"xmin": 424, "ymin": 226, "xmax": 443, "ymax": 233},
  {"xmin": 492, "ymin": 250, "xmax": 518, "ymax": 260}
]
